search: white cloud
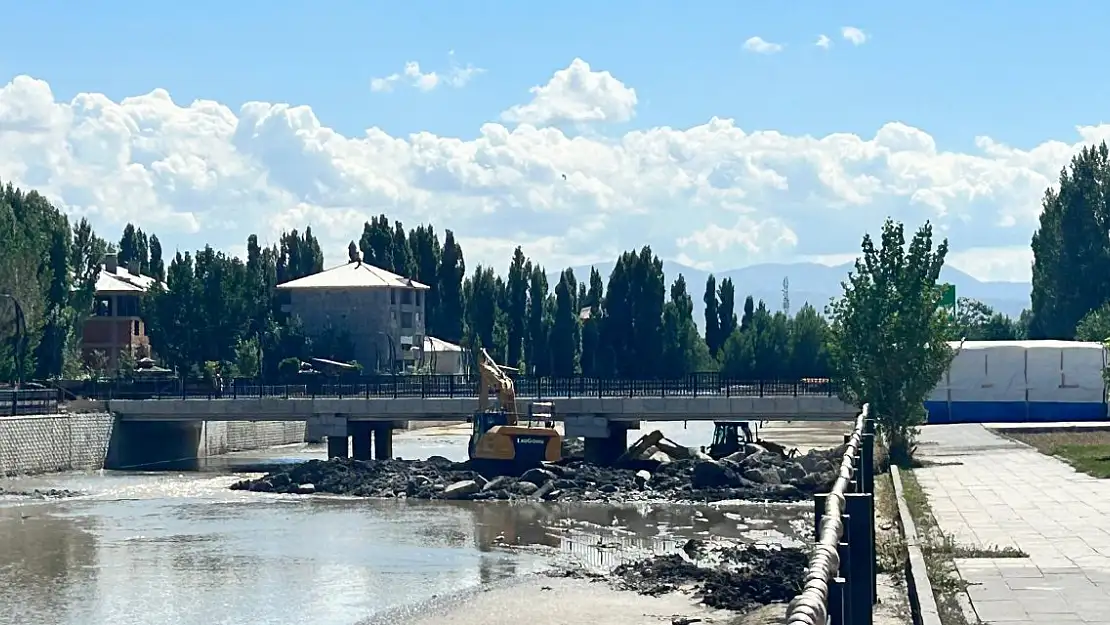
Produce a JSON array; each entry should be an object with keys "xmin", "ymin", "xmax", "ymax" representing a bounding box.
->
[
  {"xmin": 841, "ymin": 27, "xmax": 868, "ymax": 46},
  {"xmin": 500, "ymin": 58, "xmax": 637, "ymax": 126},
  {"xmin": 816, "ymin": 35, "xmax": 832, "ymax": 50},
  {"xmin": 743, "ymin": 36, "xmax": 785, "ymax": 55},
  {"xmin": 370, "ymin": 56, "xmax": 484, "ymax": 93},
  {"xmin": 0, "ymin": 59, "xmax": 1098, "ymax": 283}
]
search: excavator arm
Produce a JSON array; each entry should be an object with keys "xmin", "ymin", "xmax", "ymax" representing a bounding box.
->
[{"xmin": 476, "ymin": 348, "xmax": 518, "ymax": 424}]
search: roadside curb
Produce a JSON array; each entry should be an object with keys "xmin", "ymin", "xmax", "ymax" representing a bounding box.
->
[{"xmin": 890, "ymin": 466, "xmax": 943, "ymax": 625}]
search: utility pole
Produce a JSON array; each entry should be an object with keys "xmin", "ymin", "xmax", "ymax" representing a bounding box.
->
[{"xmin": 782, "ymin": 277, "xmax": 791, "ymax": 317}]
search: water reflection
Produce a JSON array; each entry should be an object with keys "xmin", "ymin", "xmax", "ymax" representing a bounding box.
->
[
  {"xmin": 0, "ymin": 492, "xmax": 808, "ymax": 625},
  {"xmin": 0, "ymin": 424, "xmax": 819, "ymax": 625}
]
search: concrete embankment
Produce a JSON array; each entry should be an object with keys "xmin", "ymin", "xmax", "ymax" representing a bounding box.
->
[{"xmin": 0, "ymin": 406, "xmax": 307, "ymax": 476}]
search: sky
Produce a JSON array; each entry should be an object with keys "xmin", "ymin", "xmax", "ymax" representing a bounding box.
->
[{"xmin": 2, "ymin": 1, "xmax": 1109, "ymax": 283}]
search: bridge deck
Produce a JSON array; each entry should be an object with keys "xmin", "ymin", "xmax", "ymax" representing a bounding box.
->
[{"xmin": 104, "ymin": 395, "xmax": 858, "ymax": 422}]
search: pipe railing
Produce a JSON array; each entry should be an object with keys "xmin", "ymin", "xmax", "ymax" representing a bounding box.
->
[{"xmin": 787, "ymin": 404, "xmax": 876, "ymax": 625}]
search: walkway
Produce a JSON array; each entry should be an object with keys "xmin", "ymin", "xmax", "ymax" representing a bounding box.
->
[{"xmin": 915, "ymin": 424, "xmax": 1110, "ymax": 623}]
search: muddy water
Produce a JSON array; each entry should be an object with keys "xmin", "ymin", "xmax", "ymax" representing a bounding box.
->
[{"xmin": 0, "ymin": 422, "xmax": 831, "ymax": 625}]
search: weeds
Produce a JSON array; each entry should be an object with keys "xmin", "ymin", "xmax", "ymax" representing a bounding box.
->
[{"xmin": 899, "ymin": 469, "xmax": 980, "ymax": 625}]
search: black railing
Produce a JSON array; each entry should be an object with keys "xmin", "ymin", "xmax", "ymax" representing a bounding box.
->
[
  {"xmin": 2, "ymin": 388, "xmax": 62, "ymax": 416},
  {"xmin": 64, "ymin": 374, "xmax": 841, "ymax": 401},
  {"xmin": 786, "ymin": 405, "xmax": 876, "ymax": 625}
]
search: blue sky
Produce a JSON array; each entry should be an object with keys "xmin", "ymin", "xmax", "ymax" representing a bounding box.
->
[{"xmin": 1, "ymin": 1, "xmax": 1107, "ymax": 282}]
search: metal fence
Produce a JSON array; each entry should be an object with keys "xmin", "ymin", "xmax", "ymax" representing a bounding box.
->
[
  {"xmin": 64, "ymin": 373, "xmax": 841, "ymax": 401},
  {"xmin": 786, "ymin": 405, "xmax": 876, "ymax": 625},
  {"xmin": 1, "ymin": 388, "xmax": 62, "ymax": 416}
]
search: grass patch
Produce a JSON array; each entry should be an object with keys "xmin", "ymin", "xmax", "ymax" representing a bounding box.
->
[
  {"xmin": 899, "ymin": 469, "xmax": 977, "ymax": 625},
  {"xmin": 873, "ymin": 470, "xmax": 908, "ymax": 578},
  {"xmin": 1005, "ymin": 430, "xmax": 1110, "ymax": 479}
]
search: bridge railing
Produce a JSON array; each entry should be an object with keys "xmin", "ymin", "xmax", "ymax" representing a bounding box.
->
[
  {"xmin": 786, "ymin": 405, "xmax": 876, "ymax": 625},
  {"xmin": 1, "ymin": 387, "xmax": 62, "ymax": 416},
  {"xmin": 64, "ymin": 374, "xmax": 841, "ymax": 401}
]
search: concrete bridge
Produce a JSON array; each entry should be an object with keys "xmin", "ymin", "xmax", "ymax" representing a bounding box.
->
[{"xmin": 103, "ymin": 393, "xmax": 857, "ymax": 466}]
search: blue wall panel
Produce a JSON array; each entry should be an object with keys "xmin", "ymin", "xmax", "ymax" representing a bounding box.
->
[{"xmin": 924, "ymin": 401, "xmax": 1107, "ymax": 424}]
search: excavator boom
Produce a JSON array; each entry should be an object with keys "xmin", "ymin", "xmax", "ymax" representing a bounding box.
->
[{"xmin": 476, "ymin": 347, "xmax": 517, "ymax": 424}]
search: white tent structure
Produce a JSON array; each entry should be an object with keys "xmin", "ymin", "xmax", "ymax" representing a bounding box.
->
[{"xmin": 924, "ymin": 340, "xmax": 1108, "ymax": 423}]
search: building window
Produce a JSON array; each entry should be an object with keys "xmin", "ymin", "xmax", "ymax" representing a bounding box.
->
[
  {"xmin": 391, "ymin": 310, "xmax": 397, "ymax": 321},
  {"xmin": 95, "ymin": 298, "xmax": 113, "ymax": 317},
  {"xmin": 401, "ymin": 312, "xmax": 414, "ymax": 329},
  {"xmin": 390, "ymin": 289, "xmax": 396, "ymax": 305},
  {"xmin": 133, "ymin": 321, "xmax": 140, "ymax": 336},
  {"xmin": 401, "ymin": 289, "xmax": 413, "ymax": 305},
  {"xmin": 117, "ymin": 295, "xmax": 140, "ymax": 317},
  {"xmin": 416, "ymin": 290, "xmax": 422, "ymax": 306}
]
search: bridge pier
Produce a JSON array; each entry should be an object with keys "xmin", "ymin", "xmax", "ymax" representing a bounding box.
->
[
  {"xmin": 372, "ymin": 423, "xmax": 393, "ymax": 459},
  {"xmin": 583, "ymin": 421, "xmax": 631, "ymax": 466},
  {"xmin": 351, "ymin": 422, "xmax": 372, "ymax": 461},
  {"xmin": 327, "ymin": 435, "xmax": 349, "ymax": 459}
]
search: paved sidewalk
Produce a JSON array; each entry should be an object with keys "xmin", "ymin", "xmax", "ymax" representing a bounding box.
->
[{"xmin": 915, "ymin": 424, "xmax": 1110, "ymax": 623}]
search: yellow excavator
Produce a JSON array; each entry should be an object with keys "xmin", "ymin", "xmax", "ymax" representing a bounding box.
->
[{"xmin": 468, "ymin": 348, "xmax": 562, "ymax": 474}]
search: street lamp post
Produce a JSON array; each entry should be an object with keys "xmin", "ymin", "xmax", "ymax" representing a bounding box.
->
[{"xmin": 0, "ymin": 293, "xmax": 27, "ymax": 389}]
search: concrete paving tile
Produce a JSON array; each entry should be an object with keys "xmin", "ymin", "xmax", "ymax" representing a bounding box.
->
[
  {"xmin": 973, "ymin": 598, "xmax": 1031, "ymax": 621},
  {"xmin": 917, "ymin": 424, "xmax": 1110, "ymax": 620}
]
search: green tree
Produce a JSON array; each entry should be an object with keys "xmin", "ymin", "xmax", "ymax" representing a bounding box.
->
[
  {"xmin": 525, "ymin": 265, "xmax": 551, "ymax": 374},
  {"xmin": 740, "ymin": 295, "xmax": 755, "ymax": 332},
  {"xmin": 599, "ymin": 247, "xmax": 665, "ymax": 377},
  {"xmin": 437, "ymin": 230, "xmax": 466, "ymax": 344},
  {"xmin": 703, "ymin": 274, "xmax": 721, "ymax": 357},
  {"xmin": 549, "ymin": 268, "xmax": 581, "ymax": 376},
  {"xmin": 789, "ymin": 303, "xmax": 829, "ymax": 379},
  {"xmin": 505, "ymin": 247, "xmax": 530, "ymax": 368},
  {"xmin": 1029, "ymin": 143, "xmax": 1110, "ymax": 339},
  {"xmin": 1076, "ymin": 303, "xmax": 1110, "ymax": 342},
  {"xmin": 464, "ymin": 265, "xmax": 502, "ymax": 360},
  {"xmin": 826, "ymin": 218, "xmax": 954, "ymax": 465},
  {"xmin": 148, "ymin": 234, "xmax": 165, "ymax": 282},
  {"xmin": 951, "ymin": 297, "xmax": 1018, "ymax": 341},
  {"xmin": 662, "ymin": 275, "xmax": 714, "ymax": 376},
  {"xmin": 717, "ymin": 277, "xmax": 739, "ymax": 344},
  {"xmin": 359, "ymin": 215, "xmax": 394, "ymax": 272},
  {"xmin": 580, "ymin": 268, "xmax": 604, "ymax": 376},
  {"xmin": 409, "ymin": 225, "xmax": 442, "ymax": 336},
  {"xmin": 391, "ymin": 221, "xmax": 416, "ymax": 278}
]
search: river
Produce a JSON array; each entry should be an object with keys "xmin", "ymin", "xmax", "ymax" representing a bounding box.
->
[{"xmin": 0, "ymin": 421, "xmax": 830, "ymax": 625}]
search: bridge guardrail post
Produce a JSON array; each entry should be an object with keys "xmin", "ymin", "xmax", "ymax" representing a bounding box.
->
[
  {"xmin": 846, "ymin": 492, "xmax": 876, "ymax": 619},
  {"xmin": 392, "ymin": 375, "xmax": 398, "ymax": 399}
]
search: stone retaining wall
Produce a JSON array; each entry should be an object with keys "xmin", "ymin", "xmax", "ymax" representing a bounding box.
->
[
  {"xmin": 0, "ymin": 412, "xmax": 115, "ymax": 476},
  {"xmin": 0, "ymin": 413, "xmax": 307, "ymax": 477}
]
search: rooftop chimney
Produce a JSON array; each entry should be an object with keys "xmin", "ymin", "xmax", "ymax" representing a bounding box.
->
[
  {"xmin": 105, "ymin": 253, "xmax": 118, "ymax": 274},
  {"xmin": 128, "ymin": 259, "xmax": 139, "ymax": 276}
]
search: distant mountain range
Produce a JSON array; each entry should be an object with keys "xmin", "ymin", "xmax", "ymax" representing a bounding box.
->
[{"xmin": 551, "ymin": 261, "xmax": 1031, "ymax": 331}]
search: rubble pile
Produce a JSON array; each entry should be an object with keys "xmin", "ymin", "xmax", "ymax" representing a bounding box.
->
[
  {"xmin": 230, "ymin": 441, "xmax": 844, "ymax": 504},
  {"xmin": 608, "ymin": 539, "xmax": 807, "ymax": 612}
]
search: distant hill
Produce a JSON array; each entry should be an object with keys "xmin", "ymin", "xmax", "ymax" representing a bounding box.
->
[{"xmin": 551, "ymin": 260, "xmax": 1030, "ymax": 332}]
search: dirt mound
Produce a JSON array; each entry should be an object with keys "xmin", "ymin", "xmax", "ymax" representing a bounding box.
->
[
  {"xmin": 229, "ymin": 443, "xmax": 842, "ymax": 504},
  {"xmin": 610, "ymin": 540, "xmax": 806, "ymax": 613}
]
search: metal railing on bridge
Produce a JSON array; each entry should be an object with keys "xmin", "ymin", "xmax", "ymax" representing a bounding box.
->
[
  {"xmin": 787, "ymin": 405, "xmax": 876, "ymax": 625},
  {"xmin": 2, "ymin": 387, "xmax": 62, "ymax": 416},
  {"xmin": 64, "ymin": 373, "xmax": 840, "ymax": 401}
]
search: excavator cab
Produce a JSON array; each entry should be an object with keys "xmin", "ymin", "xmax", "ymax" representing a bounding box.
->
[
  {"xmin": 467, "ymin": 349, "xmax": 562, "ymax": 474},
  {"xmin": 707, "ymin": 421, "xmax": 754, "ymax": 459}
]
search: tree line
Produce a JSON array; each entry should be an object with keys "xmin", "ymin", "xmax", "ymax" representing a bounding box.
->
[
  {"xmin": 3, "ymin": 189, "xmax": 1021, "ymax": 387},
  {"xmin": 0, "ymin": 178, "xmax": 965, "ymax": 462}
]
